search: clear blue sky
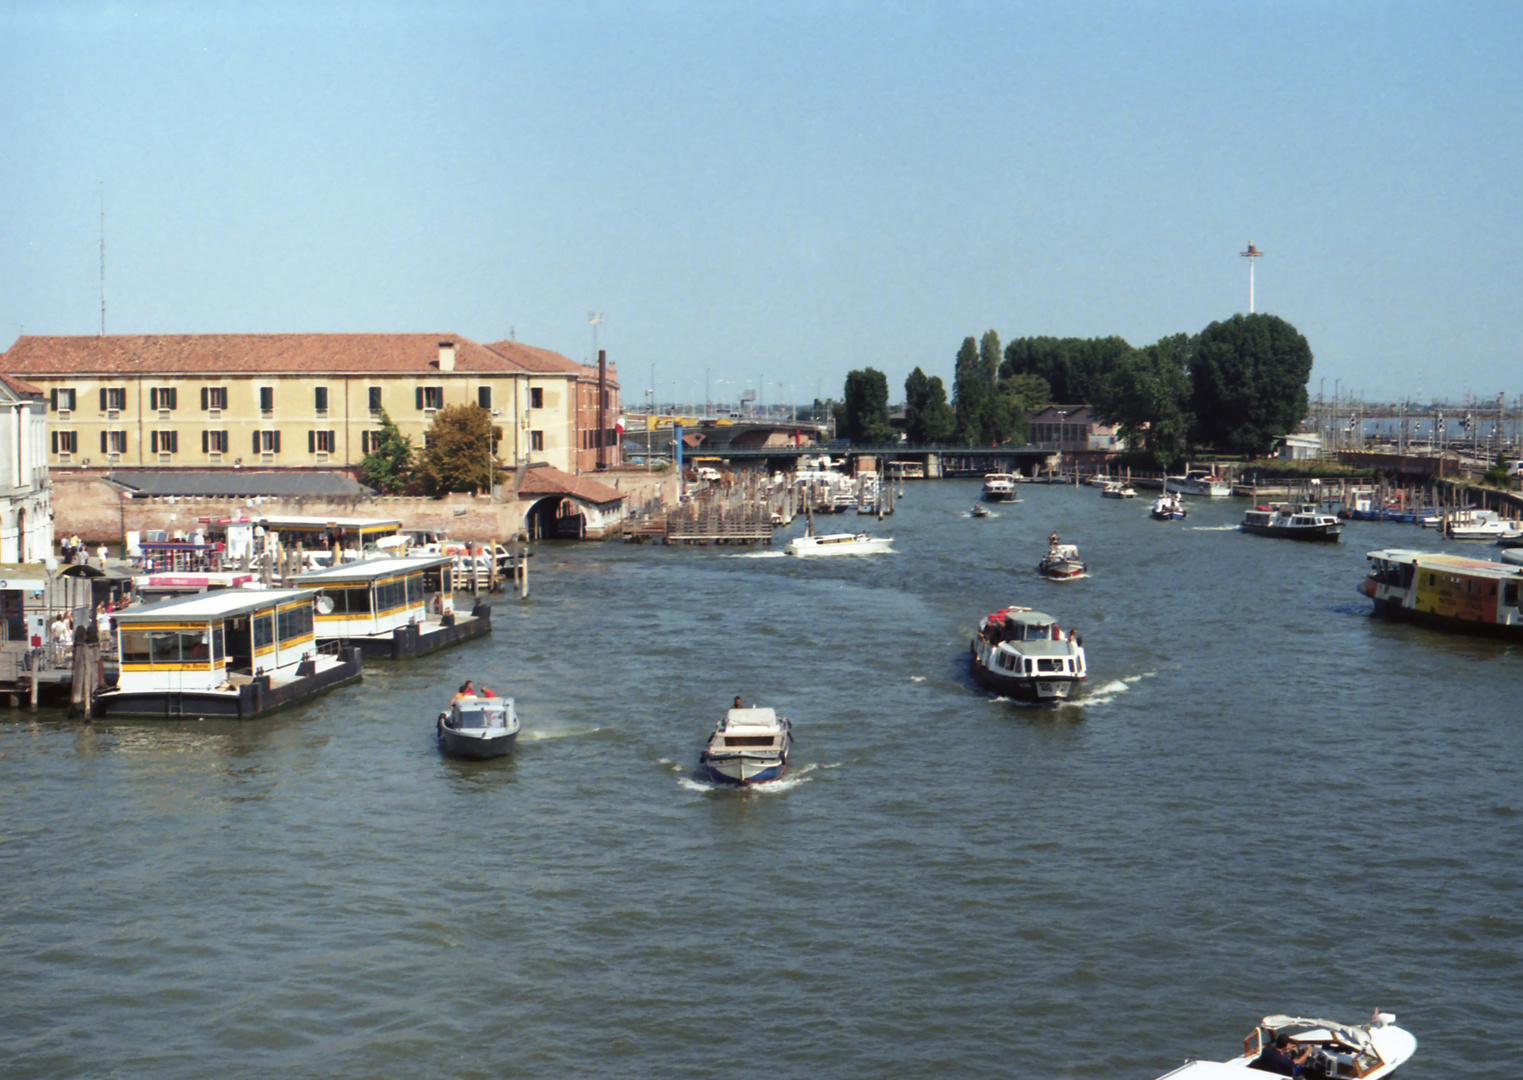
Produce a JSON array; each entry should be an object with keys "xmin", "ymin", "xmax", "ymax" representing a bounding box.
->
[{"xmin": 2, "ymin": 1, "xmax": 1518, "ymax": 407}]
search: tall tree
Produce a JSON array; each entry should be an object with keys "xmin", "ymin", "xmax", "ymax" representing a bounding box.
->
[
  {"xmin": 904, "ymin": 367, "xmax": 932, "ymax": 443},
  {"xmin": 952, "ymin": 337, "xmax": 986, "ymax": 444},
  {"xmin": 1188, "ymin": 314, "xmax": 1313, "ymax": 455},
  {"xmin": 922, "ymin": 375, "xmax": 955, "ymax": 442},
  {"xmin": 979, "ymin": 330, "xmax": 1002, "ymax": 390},
  {"xmin": 1002, "ymin": 335, "xmax": 1131, "ymax": 404},
  {"xmin": 414, "ymin": 404, "xmax": 503, "ymax": 496},
  {"xmin": 1095, "ymin": 333, "xmax": 1193, "ymax": 469},
  {"xmin": 357, "ymin": 409, "xmax": 414, "ymax": 494},
  {"xmin": 842, "ymin": 368, "xmax": 894, "ymax": 444}
]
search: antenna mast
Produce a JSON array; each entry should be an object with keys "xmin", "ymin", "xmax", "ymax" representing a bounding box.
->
[
  {"xmin": 1240, "ymin": 241, "xmax": 1264, "ymax": 314},
  {"xmin": 99, "ymin": 182, "xmax": 107, "ymax": 335}
]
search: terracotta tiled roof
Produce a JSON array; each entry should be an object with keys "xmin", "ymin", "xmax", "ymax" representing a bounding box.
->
[
  {"xmin": 0, "ymin": 373, "xmax": 45, "ymax": 397},
  {"xmin": 0, "ymin": 333, "xmax": 581, "ymax": 377},
  {"xmin": 515, "ymin": 463, "xmax": 625, "ymax": 505},
  {"xmin": 485, "ymin": 340, "xmax": 583, "ymax": 373}
]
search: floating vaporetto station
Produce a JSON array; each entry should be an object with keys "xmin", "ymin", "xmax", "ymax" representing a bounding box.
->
[
  {"xmin": 94, "ymin": 589, "xmax": 361, "ymax": 719},
  {"xmin": 291, "ymin": 555, "xmax": 490, "ymax": 659}
]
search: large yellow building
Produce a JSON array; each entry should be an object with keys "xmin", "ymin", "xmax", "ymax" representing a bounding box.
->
[{"xmin": 0, "ymin": 333, "xmax": 621, "ymax": 477}]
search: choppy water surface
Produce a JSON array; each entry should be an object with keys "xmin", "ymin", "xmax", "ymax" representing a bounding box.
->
[{"xmin": 3, "ymin": 481, "xmax": 1519, "ymax": 1078}]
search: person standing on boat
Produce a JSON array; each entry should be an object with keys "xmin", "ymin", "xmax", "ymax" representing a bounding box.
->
[
  {"xmin": 450, "ymin": 680, "xmax": 474, "ymax": 706},
  {"xmin": 733, "ymin": 695, "xmax": 743, "ymax": 709}
]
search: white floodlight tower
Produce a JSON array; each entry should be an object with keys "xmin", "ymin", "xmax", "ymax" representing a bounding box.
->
[{"xmin": 1240, "ymin": 242, "xmax": 1264, "ymax": 313}]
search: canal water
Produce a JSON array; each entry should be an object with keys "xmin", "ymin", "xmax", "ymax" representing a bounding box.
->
[{"xmin": 3, "ymin": 481, "xmax": 1519, "ymax": 1079}]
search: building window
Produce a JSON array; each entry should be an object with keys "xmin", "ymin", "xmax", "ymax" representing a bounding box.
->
[
  {"xmin": 259, "ymin": 386, "xmax": 275, "ymax": 412},
  {"xmin": 255, "ymin": 430, "xmax": 281, "ymax": 453},
  {"xmin": 416, "ymin": 386, "xmax": 444, "ymax": 410},
  {"xmin": 150, "ymin": 431, "xmax": 179, "ymax": 454},
  {"xmin": 203, "ymin": 430, "xmax": 229, "ymax": 453},
  {"xmin": 101, "ymin": 387, "xmax": 127, "ymax": 412},
  {"xmin": 369, "ymin": 386, "xmax": 383, "ymax": 413},
  {"xmin": 478, "ymin": 386, "xmax": 491, "ymax": 410},
  {"xmin": 49, "ymin": 389, "xmax": 77, "ymax": 412},
  {"xmin": 530, "ymin": 430, "xmax": 544, "ymax": 452},
  {"xmin": 102, "ymin": 430, "xmax": 128, "ymax": 454},
  {"xmin": 201, "ymin": 386, "xmax": 228, "ymax": 410},
  {"xmin": 314, "ymin": 386, "xmax": 328, "ymax": 412},
  {"xmin": 51, "ymin": 431, "xmax": 78, "ymax": 454},
  {"xmin": 530, "ymin": 387, "xmax": 543, "ymax": 409},
  {"xmin": 309, "ymin": 430, "xmax": 336, "ymax": 453},
  {"xmin": 149, "ymin": 387, "xmax": 178, "ymax": 410}
]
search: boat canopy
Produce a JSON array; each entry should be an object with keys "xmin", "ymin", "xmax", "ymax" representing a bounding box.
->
[
  {"xmin": 1259, "ymin": 1016, "xmax": 1376, "ymax": 1053},
  {"xmin": 292, "ymin": 554, "xmax": 453, "ymax": 584},
  {"xmin": 725, "ymin": 707, "xmax": 778, "ymax": 727},
  {"xmin": 112, "ymin": 587, "xmax": 317, "ymax": 623}
]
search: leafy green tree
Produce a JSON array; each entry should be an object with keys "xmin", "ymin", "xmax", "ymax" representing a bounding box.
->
[
  {"xmin": 979, "ymin": 330, "xmax": 1001, "ymax": 390},
  {"xmin": 952, "ymin": 337, "xmax": 986, "ymax": 444},
  {"xmin": 1188, "ymin": 314, "xmax": 1313, "ymax": 455},
  {"xmin": 1096, "ymin": 333, "xmax": 1193, "ymax": 469},
  {"xmin": 842, "ymin": 368, "xmax": 894, "ymax": 444},
  {"xmin": 414, "ymin": 404, "xmax": 504, "ymax": 496},
  {"xmin": 905, "ymin": 367, "xmax": 956, "ymax": 443},
  {"xmin": 1001, "ymin": 372, "xmax": 1051, "ymax": 413},
  {"xmin": 1002, "ymin": 336, "xmax": 1131, "ymax": 404},
  {"xmin": 357, "ymin": 409, "xmax": 414, "ymax": 494}
]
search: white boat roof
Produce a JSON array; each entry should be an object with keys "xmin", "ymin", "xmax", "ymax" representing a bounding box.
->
[
  {"xmin": 725, "ymin": 707, "xmax": 778, "ymax": 727},
  {"xmin": 1368, "ymin": 549, "xmax": 1523, "ymax": 580},
  {"xmin": 252, "ymin": 515, "xmax": 402, "ymax": 531},
  {"xmin": 113, "ymin": 587, "xmax": 316, "ymax": 622},
  {"xmin": 292, "ymin": 555, "xmax": 452, "ymax": 583}
]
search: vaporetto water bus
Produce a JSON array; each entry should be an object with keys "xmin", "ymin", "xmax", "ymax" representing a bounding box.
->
[
  {"xmin": 1152, "ymin": 1010, "xmax": 1416, "ymax": 1080},
  {"xmin": 1240, "ymin": 502, "xmax": 1343, "ymax": 542},
  {"xmin": 291, "ymin": 555, "xmax": 490, "ymax": 659},
  {"xmin": 970, "ymin": 606, "xmax": 1087, "ymax": 702},
  {"xmin": 94, "ymin": 589, "xmax": 361, "ymax": 719},
  {"xmin": 1359, "ymin": 548, "xmax": 1523, "ymax": 638}
]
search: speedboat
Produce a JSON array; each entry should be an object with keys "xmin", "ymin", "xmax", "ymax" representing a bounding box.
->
[
  {"xmin": 700, "ymin": 706, "xmax": 793, "ymax": 784},
  {"xmin": 970, "ymin": 606, "xmax": 1087, "ymax": 702},
  {"xmin": 1165, "ymin": 469, "xmax": 1231, "ymax": 497},
  {"xmin": 981, "ymin": 473, "xmax": 1017, "ymax": 502},
  {"xmin": 970, "ymin": 504, "xmax": 990, "ymax": 518},
  {"xmin": 1441, "ymin": 509, "xmax": 1523, "ymax": 540},
  {"xmin": 1037, "ymin": 537, "xmax": 1087, "ymax": 579},
  {"xmin": 1152, "ymin": 1011, "xmax": 1416, "ymax": 1080},
  {"xmin": 785, "ymin": 528, "xmax": 892, "ymax": 556},
  {"xmin": 1240, "ymin": 502, "xmax": 1343, "ymax": 542},
  {"xmin": 1100, "ymin": 480, "xmax": 1137, "ymax": 499},
  {"xmin": 437, "ymin": 694, "xmax": 520, "ymax": 759},
  {"xmin": 1151, "ymin": 492, "xmax": 1187, "ymax": 520}
]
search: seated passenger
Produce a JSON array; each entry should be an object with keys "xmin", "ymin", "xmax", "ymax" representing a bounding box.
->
[
  {"xmin": 449, "ymin": 680, "xmax": 474, "ymax": 706},
  {"xmin": 1249, "ymin": 1034, "xmax": 1312, "ymax": 1077}
]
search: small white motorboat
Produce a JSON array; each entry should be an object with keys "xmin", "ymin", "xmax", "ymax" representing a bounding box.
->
[
  {"xmin": 1439, "ymin": 508, "xmax": 1523, "ymax": 540},
  {"xmin": 785, "ymin": 528, "xmax": 892, "ymax": 556},
  {"xmin": 1165, "ymin": 469, "xmax": 1231, "ymax": 497},
  {"xmin": 700, "ymin": 706, "xmax": 793, "ymax": 784},
  {"xmin": 1151, "ymin": 1011, "xmax": 1416, "ymax": 1080},
  {"xmin": 981, "ymin": 473, "xmax": 1017, "ymax": 502},
  {"xmin": 1151, "ymin": 492, "xmax": 1188, "ymax": 520},
  {"xmin": 437, "ymin": 694, "xmax": 520, "ymax": 759},
  {"xmin": 970, "ymin": 504, "xmax": 990, "ymax": 518},
  {"xmin": 1037, "ymin": 534, "xmax": 1087, "ymax": 579},
  {"xmin": 1100, "ymin": 480, "xmax": 1137, "ymax": 499}
]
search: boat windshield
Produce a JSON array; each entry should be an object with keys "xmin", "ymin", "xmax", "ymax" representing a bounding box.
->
[{"xmin": 457, "ymin": 705, "xmax": 506, "ymax": 729}]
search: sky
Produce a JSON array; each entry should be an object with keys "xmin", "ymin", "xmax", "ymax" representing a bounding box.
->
[{"xmin": 2, "ymin": 1, "xmax": 1519, "ymax": 408}]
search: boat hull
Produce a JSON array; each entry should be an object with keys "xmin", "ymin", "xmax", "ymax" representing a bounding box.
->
[
  {"xmin": 1365, "ymin": 593, "xmax": 1523, "ymax": 640},
  {"xmin": 701, "ymin": 757, "xmax": 788, "ymax": 784},
  {"xmin": 438, "ymin": 726, "xmax": 518, "ymax": 759},
  {"xmin": 970, "ymin": 647, "xmax": 1082, "ymax": 701},
  {"xmin": 92, "ymin": 649, "xmax": 362, "ymax": 720},
  {"xmin": 1240, "ymin": 521, "xmax": 1342, "ymax": 542}
]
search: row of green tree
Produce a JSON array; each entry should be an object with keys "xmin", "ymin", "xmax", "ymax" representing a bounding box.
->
[
  {"xmin": 358, "ymin": 405, "xmax": 503, "ymax": 495},
  {"xmin": 838, "ymin": 313, "xmax": 1313, "ymax": 467}
]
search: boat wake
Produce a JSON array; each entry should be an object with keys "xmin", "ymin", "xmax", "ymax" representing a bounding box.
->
[
  {"xmin": 724, "ymin": 550, "xmax": 790, "ymax": 559},
  {"xmin": 678, "ymin": 762, "xmax": 818, "ymax": 794},
  {"xmin": 1043, "ymin": 572, "xmax": 1091, "ymax": 581},
  {"xmin": 1072, "ymin": 670, "xmax": 1156, "ymax": 708},
  {"xmin": 519, "ymin": 725, "xmax": 603, "ymax": 742},
  {"xmin": 909, "ymin": 675, "xmax": 926, "ymax": 683},
  {"xmin": 1188, "ymin": 524, "xmax": 1240, "ymax": 532}
]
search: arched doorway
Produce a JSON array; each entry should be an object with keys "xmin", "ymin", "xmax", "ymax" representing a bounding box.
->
[{"xmin": 524, "ymin": 497, "xmax": 586, "ymax": 540}]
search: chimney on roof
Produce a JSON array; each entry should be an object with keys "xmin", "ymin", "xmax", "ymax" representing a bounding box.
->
[{"xmin": 439, "ymin": 341, "xmax": 456, "ymax": 372}]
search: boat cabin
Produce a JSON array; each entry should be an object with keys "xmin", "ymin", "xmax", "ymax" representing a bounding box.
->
[
  {"xmin": 112, "ymin": 588, "xmax": 320, "ymax": 694},
  {"xmin": 713, "ymin": 707, "xmax": 786, "ymax": 748},
  {"xmin": 136, "ymin": 572, "xmax": 257, "ymax": 605},
  {"xmin": 291, "ymin": 555, "xmax": 455, "ymax": 639},
  {"xmin": 0, "ymin": 563, "xmax": 97, "ymax": 688}
]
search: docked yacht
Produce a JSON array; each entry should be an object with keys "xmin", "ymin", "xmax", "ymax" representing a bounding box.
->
[
  {"xmin": 981, "ymin": 473, "xmax": 1017, "ymax": 502},
  {"xmin": 1151, "ymin": 1011, "xmax": 1416, "ymax": 1080},
  {"xmin": 700, "ymin": 706, "xmax": 793, "ymax": 784},
  {"xmin": 437, "ymin": 694, "xmax": 520, "ymax": 760},
  {"xmin": 1360, "ymin": 548, "xmax": 1523, "ymax": 638},
  {"xmin": 1100, "ymin": 480, "xmax": 1137, "ymax": 499},
  {"xmin": 1439, "ymin": 509, "xmax": 1523, "ymax": 540},
  {"xmin": 1240, "ymin": 502, "xmax": 1343, "ymax": 542},
  {"xmin": 1165, "ymin": 469, "xmax": 1231, "ymax": 497},
  {"xmin": 1151, "ymin": 492, "xmax": 1188, "ymax": 520},
  {"xmin": 970, "ymin": 606, "xmax": 1087, "ymax": 702}
]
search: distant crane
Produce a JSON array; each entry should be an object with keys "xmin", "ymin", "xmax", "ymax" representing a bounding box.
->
[{"xmin": 1240, "ymin": 242, "xmax": 1265, "ymax": 313}]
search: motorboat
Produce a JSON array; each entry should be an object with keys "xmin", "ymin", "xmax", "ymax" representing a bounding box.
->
[
  {"xmin": 785, "ymin": 526, "xmax": 892, "ymax": 556},
  {"xmin": 1100, "ymin": 480, "xmax": 1137, "ymax": 499},
  {"xmin": 1440, "ymin": 509, "xmax": 1523, "ymax": 540},
  {"xmin": 981, "ymin": 473, "xmax": 1017, "ymax": 502},
  {"xmin": 1151, "ymin": 492, "xmax": 1188, "ymax": 520},
  {"xmin": 1360, "ymin": 548, "xmax": 1523, "ymax": 638},
  {"xmin": 1240, "ymin": 502, "xmax": 1343, "ymax": 542},
  {"xmin": 1037, "ymin": 535, "xmax": 1087, "ymax": 580},
  {"xmin": 1165, "ymin": 469, "xmax": 1231, "ymax": 497},
  {"xmin": 970, "ymin": 606, "xmax": 1087, "ymax": 702},
  {"xmin": 700, "ymin": 706, "xmax": 793, "ymax": 784},
  {"xmin": 1502, "ymin": 547, "xmax": 1523, "ymax": 567},
  {"xmin": 1151, "ymin": 1011, "xmax": 1416, "ymax": 1080},
  {"xmin": 437, "ymin": 693, "xmax": 520, "ymax": 759},
  {"xmin": 970, "ymin": 504, "xmax": 990, "ymax": 518}
]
